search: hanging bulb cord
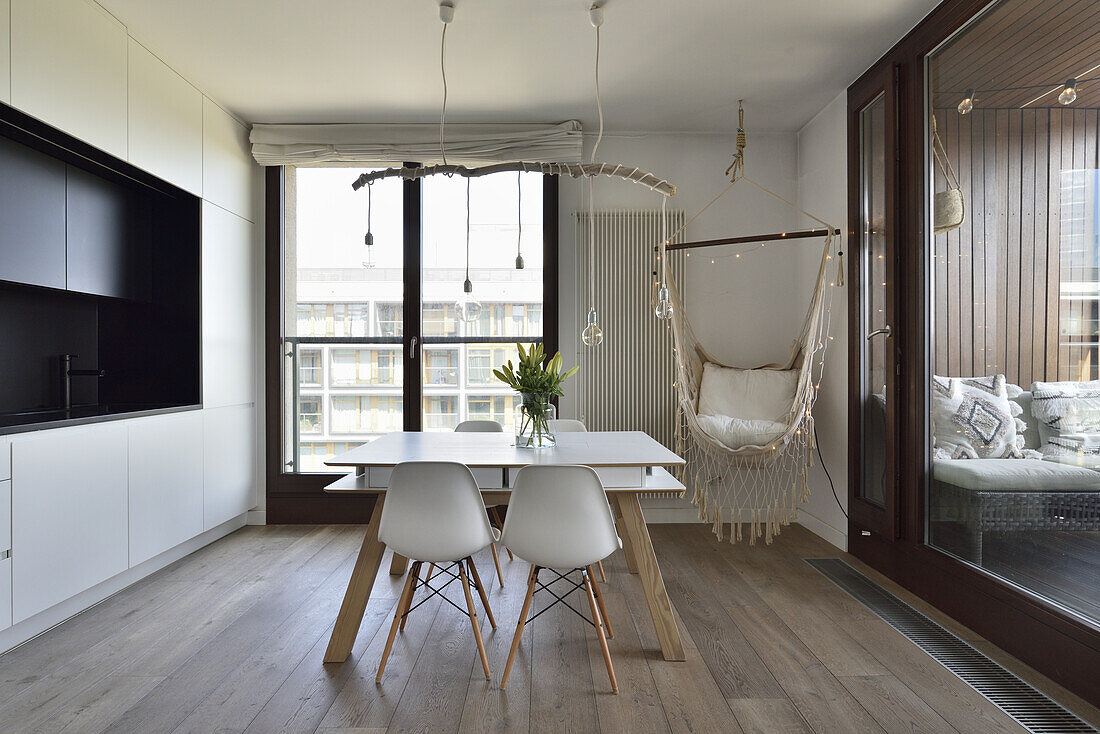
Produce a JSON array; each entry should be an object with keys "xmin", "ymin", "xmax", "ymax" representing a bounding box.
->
[
  {"xmin": 516, "ymin": 171, "xmax": 522, "ymax": 260},
  {"xmin": 439, "ymin": 22, "xmax": 449, "ymax": 167},
  {"xmin": 660, "ymin": 196, "xmax": 668, "ymax": 286},
  {"xmin": 588, "ymin": 22, "xmax": 603, "ymax": 313},
  {"xmin": 366, "ymin": 181, "xmax": 373, "ymax": 241},
  {"xmin": 464, "ymin": 176, "xmax": 471, "ymax": 287}
]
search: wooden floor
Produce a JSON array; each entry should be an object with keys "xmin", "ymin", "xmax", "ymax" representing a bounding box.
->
[{"xmin": 1, "ymin": 523, "xmax": 1098, "ymax": 734}]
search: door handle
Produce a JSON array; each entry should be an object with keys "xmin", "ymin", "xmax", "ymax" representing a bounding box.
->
[
  {"xmin": 408, "ymin": 335, "xmax": 418, "ymax": 359},
  {"xmin": 866, "ymin": 325, "xmax": 892, "ymax": 340}
]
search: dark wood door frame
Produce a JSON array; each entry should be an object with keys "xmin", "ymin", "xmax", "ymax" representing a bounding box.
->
[
  {"xmin": 264, "ymin": 168, "xmax": 560, "ymax": 523},
  {"xmin": 847, "ymin": 0, "xmax": 1100, "ymax": 706}
]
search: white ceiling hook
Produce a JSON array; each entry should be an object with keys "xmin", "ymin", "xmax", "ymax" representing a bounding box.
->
[
  {"xmin": 439, "ymin": 0, "xmax": 454, "ymax": 24},
  {"xmin": 589, "ymin": 3, "xmax": 604, "ymax": 28}
]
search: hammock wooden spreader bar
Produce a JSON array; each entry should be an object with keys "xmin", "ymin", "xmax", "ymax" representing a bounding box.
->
[
  {"xmin": 664, "ymin": 227, "xmax": 842, "ymax": 252},
  {"xmin": 351, "ymin": 161, "xmax": 677, "ymax": 196}
]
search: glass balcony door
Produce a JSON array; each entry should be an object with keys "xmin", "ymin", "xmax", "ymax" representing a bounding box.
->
[{"xmin": 282, "ymin": 167, "xmax": 547, "ymax": 473}]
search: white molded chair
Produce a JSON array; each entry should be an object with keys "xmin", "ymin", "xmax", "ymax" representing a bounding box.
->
[
  {"xmin": 455, "ymin": 420, "xmax": 504, "ymax": 433},
  {"xmin": 547, "ymin": 419, "xmax": 587, "ymax": 433},
  {"xmin": 453, "ymin": 419, "xmax": 509, "ymax": 586},
  {"xmin": 376, "ymin": 461, "xmax": 498, "ymax": 682},
  {"xmin": 499, "ymin": 464, "xmax": 619, "ymax": 693}
]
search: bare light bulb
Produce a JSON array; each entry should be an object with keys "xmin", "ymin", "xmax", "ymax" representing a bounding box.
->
[
  {"xmin": 1059, "ymin": 78, "xmax": 1077, "ymax": 105},
  {"xmin": 455, "ymin": 278, "xmax": 482, "ymax": 323},
  {"xmin": 957, "ymin": 89, "xmax": 974, "ymax": 115},
  {"xmin": 581, "ymin": 307, "xmax": 604, "ymax": 347},
  {"xmin": 362, "ymin": 231, "xmax": 376, "ymax": 269},
  {"xmin": 654, "ymin": 284, "xmax": 674, "ymax": 320},
  {"xmin": 515, "ymin": 253, "xmax": 525, "ymax": 269}
]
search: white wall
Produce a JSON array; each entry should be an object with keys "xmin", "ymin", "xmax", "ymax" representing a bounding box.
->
[
  {"xmin": 0, "ymin": 0, "xmax": 263, "ymax": 650},
  {"xmin": 795, "ymin": 92, "xmax": 849, "ymax": 550}
]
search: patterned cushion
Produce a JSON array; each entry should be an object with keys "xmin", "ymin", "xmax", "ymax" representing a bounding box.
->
[
  {"xmin": 1030, "ymin": 380, "xmax": 1100, "ymax": 457},
  {"xmin": 931, "ymin": 375, "xmax": 1036, "ymax": 460}
]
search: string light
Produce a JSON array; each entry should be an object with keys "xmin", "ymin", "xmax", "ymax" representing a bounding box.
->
[
  {"xmin": 1059, "ymin": 78, "xmax": 1078, "ymax": 105},
  {"xmin": 957, "ymin": 88, "xmax": 975, "ymax": 115}
]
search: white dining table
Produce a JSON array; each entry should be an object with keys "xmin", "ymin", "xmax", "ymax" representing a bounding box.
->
[{"xmin": 320, "ymin": 430, "xmax": 688, "ymax": 663}]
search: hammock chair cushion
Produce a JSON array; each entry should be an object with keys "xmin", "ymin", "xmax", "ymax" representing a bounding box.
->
[{"xmin": 696, "ymin": 363, "xmax": 799, "ymax": 449}]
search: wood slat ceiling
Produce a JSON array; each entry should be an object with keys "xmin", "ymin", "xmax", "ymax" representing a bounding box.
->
[{"xmin": 930, "ymin": 0, "xmax": 1100, "ymax": 111}]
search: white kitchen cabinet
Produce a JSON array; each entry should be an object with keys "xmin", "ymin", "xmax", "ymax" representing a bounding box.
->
[
  {"xmin": 0, "ymin": 437, "xmax": 10, "ymax": 481},
  {"xmin": 0, "ymin": 558, "xmax": 11, "ymax": 631},
  {"xmin": 0, "ymin": 0, "xmax": 10, "ymax": 104},
  {"xmin": 127, "ymin": 38, "xmax": 203, "ymax": 195},
  {"xmin": 10, "ymin": 0, "xmax": 127, "ymax": 159},
  {"xmin": 11, "ymin": 423, "xmax": 129, "ymax": 623},
  {"xmin": 203, "ymin": 405, "xmax": 255, "ymax": 530},
  {"xmin": 0, "ymin": 480, "xmax": 10, "ymax": 555},
  {"xmin": 202, "ymin": 202, "xmax": 255, "ymax": 409},
  {"xmin": 128, "ymin": 412, "xmax": 204, "ymax": 566},
  {"xmin": 203, "ymin": 98, "xmax": 254, "ymax": 220}
]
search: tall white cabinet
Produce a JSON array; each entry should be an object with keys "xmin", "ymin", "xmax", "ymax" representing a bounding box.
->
[{"xmin": 0, "ymin": 0, "xmax": 261, "ymax": 650}]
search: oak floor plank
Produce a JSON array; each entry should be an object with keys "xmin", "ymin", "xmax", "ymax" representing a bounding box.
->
[
  {"xmin": 0, "ymin": 528, "xmax": 334, "ymax": 731},
  {"xmin": 169, "ymin": 539, "xmax": 366, "ymax": 733},
  {"xmin": 106, "ymin": 527, "xmax": 363, "ymax": 733},
  {"xmin": 457, "ymin": 551, "xmax": 534, "ymax": 734},
  {"xmin": 723, "ymin": 602, "xmax": 885, "ymax": 733},
  {"xmin": 0, "ymin": 526, "xmax": 299, "ymax": 700},
  {"xmin": 30, "ymin": 675, "xmax": 163, "ymax": 734},
  {"xmin": 839, "ymin": 674, "xmax": 959, "ymax": 734},
  {"xmin": 726, "ymin": 697, "xmax": 813, "ymax": 734},
  {"xmin": 0, "ymin": 522, "xmax": 1095, "ymax": 733},
  {"xmin": 529, "ymin": 601, "xmax": 599, "ymax": 734}
]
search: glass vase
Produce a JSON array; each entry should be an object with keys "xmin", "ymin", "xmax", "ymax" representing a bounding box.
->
[{"xmin": 515, "ymin": 393, "xmax": 557, "ymax": 449}]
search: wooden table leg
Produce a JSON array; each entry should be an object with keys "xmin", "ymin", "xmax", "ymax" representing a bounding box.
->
[
  {"xmin": 389, "ymin": 552, "xmax": 409, "ymax": 576},
  {"xmin": 613, "ymin": 493, "xmax": 685, "ymax": 662},
  {"xmin": 613, "ymin": 502, "xmax": 640, "ymax": 574},
  {"xmin": 324, "ymin": 495, "xmax": 388, "ymax": 663}
]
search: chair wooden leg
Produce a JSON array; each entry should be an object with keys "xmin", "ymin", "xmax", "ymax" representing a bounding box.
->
[
  {"xmin": 459, "ymin": 559, "xmax": 492, "ymax": 681},
  {"xmin": 501, "ymin": 565, "xmax": 538, "ymax": 690},
  {"xmin": 376, "ymin": 560, "xmax": 418, "ymax": 683},
  {"xmin": 466, "ymin": 557, "xmax": 497, "ymax": 629},
  {"xmin": 425, "ymin": 563, "xmax": 436, "ymax": 581},
  {"xmin": 489, "ymin": 506, "xmax": 514, "ymax": 560},
  {"xmin": 586, "ymin": 564, "xmax": 613, "ymax": 639},
  {"xmin": 597, "ymin": 560, "xmax": 607, "ymax": 583},
  {"xmin": 583, "ymin": 569, "xmax": 618, "ymax": 694},
  {"xmin": 399, "ymin": 561, "xmax": 422, "ymax": 632},
  {"xmin": 488, "ymin": 539, "xmax": 505, "ymax": 588}
]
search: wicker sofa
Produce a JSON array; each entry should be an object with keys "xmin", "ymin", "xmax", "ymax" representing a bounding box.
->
[{"xmin": 930, "ymin": 390, "xmax": 1100, "ymax": 564}]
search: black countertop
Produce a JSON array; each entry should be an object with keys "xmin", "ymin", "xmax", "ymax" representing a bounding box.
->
[{"xmin": 0, "ymin": 402, "xmax": 201, "ymax": 435}]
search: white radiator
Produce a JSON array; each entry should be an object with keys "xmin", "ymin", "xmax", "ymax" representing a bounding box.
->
[{"xmin": 575, "ymin": 209, "xmax": 686, "ymax": 497}]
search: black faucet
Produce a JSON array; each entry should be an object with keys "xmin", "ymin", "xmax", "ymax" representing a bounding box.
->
[{"xmin": 60, "ymin": 354, "xmax": 106, "ymax": 412}]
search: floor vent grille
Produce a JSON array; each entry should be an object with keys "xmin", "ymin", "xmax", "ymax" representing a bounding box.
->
[{"xmin": 805, "ymin": 558, "xmax": 1098, "ymax": 734}]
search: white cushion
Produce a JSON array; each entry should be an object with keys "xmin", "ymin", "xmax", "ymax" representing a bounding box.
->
[
  {"xmin": 1029, "ymin": 380, "xmax": 1100, "ymax": 457},
  {"xmin": 931, "ymin": 375, "xmax": 1033, "ymax": 459},
  {"xmin": 933, "ymin": 458, "xmax": 1100, "ymax": 492},
  {"xmin": 697, "ymin": 363, "xmax": 797, "ymax": 422},
  {"xmin": 696, "ymin": 415, "xmax": 787, "ymax": 450}
]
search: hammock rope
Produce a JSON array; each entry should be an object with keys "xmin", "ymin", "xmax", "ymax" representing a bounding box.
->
[{"xmin": 660, "ymin": 174, "xmax": 839, "ymax": 545}]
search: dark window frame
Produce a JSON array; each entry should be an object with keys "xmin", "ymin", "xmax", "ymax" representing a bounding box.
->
[{"xmin": 264, "ymin": 167, "xmax": 559, "ymax": 522}]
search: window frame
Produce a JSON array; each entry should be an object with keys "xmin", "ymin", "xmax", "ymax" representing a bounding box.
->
[{"xmin": 264, "ymin": 166, "xmax": 559, "ymax": 519}]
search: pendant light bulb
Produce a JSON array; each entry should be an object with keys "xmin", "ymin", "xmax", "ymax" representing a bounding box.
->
[
  {"xmin": 655, "ymin": 283, "xmax": 674, "ymax": 320},
  {"xmin": 455, "ymin": 278, "xmax": 482, "ymax": 323},
  {"xmin": 515, "ymin": 254, "xmax": 525, "ymax": 269},
  {"xmin": 362, "ymin": 231, "xmax": 376, "ymax": 269},
  {"xmin": 1059, "ymin": 78, "xmax": 1078, "ymax": 105},
  {"xmin": 957, "ymin": 89, "xmax": 974, "ymax": 115},
  {"xmin": 582, "ymin": 306, "xmax": 604, "ymax": 347}
]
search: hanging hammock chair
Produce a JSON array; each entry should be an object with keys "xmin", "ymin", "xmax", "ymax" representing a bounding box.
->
[{"xmin": 658, "ymin": 169, "xmax": 840, "ymax": 545}]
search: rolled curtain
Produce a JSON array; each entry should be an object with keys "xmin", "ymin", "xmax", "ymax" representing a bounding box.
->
[{"xmin": 249, "ymin": 121, "xmax": 583, "ymax": 167}]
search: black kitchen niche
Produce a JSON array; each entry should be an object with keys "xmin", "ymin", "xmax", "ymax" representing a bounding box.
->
[{"xmin": 0, "ymin": 102, "xmax": 201, "ymax": 433}]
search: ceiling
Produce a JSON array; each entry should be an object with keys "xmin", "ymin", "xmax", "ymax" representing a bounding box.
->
[
  {"xmin": 931, "ymin": 0, "xmax": 1100, "ymax": 110},
  {"xmin": 96, "ymin": 0, "xmax": 940, "ymax": 133}
]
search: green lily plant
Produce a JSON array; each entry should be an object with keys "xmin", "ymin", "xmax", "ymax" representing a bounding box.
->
[
  {"xmin": 492, "ymin": 342, "xmax": 580, "ymax": 397},
  {"xmin": 493, "ymin": 343, "xmax": 579, "ymax": 447}
]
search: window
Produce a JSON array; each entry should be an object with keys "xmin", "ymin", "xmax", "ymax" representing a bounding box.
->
[
  {"xmin": 299, "ymin": 396, "xmax": 321, "ymax": 434},
  {"xmin": 299, "ymin": 349, "xmax": 321, "ymax": 386},
  {"xmin": 278, "ymin": 167, "xmax": 553, "ymax": 478}
]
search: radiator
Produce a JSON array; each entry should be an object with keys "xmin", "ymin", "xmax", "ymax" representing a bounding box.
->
[{"xmin": 575, "ymin": 209, "xmax": 686, "ymax": 498}]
